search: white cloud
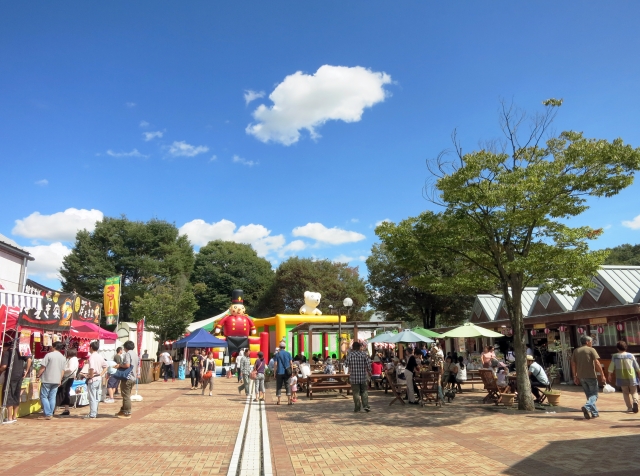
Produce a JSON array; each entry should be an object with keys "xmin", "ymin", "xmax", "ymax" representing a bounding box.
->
[
  {"xmin": 375, "ymin": 218, "xmax": 391, "ymax": 227},
  {"xmin": 292, "ymin": 223, "xmax": 366, "ymax": 245},
  {"xmin": 106, "ymin": 148, "xmax": 149, "ymax": 158},
  {"xmin": 143, "ymin": 131, "xmax": 163, "ymax": 141},
  {"xmin": 622, "ymin": 215, "xmax": 640, "ymax": 230},
  {"xmin": 179, "ymin": 219, "xmax": 285, "ymax": 257},
  {"xmin": 350, "ymin": 218, "xmax": 359, "ymax": 223},
  {"xmin": 246, "ymin": 65, "xmax": 392, "ymax": 145},
  {"xmin": 126, "ymin": 102, "xmax": 136, "ymax": 108},
  {"xmin": 24, "ymin": 242, "xmax": 71, "ymax": 279},
  {"xmin": 35, "ymin": 179, "xmax": 48, "ymax": 186},
  {"xmin": 244, "ymin": 89, "xmax": 265, "ymax": 105},
  {"xmin": 233, "ymin": 155, "xmax": 258, "ymax": 167},
  {"xmin": 168, "ymin": 141, "xmax": 209, "ymax": 157},
  {"xmin": 277, "ymin": 240, "xmax": 307, "ymax": 258},
  {"xmin": 332, "ymin": 254, "xmax": 367, "ymax": 264},
  {"xmin": 209, "ymin": 155, "xmax": 218, "ymax": 162},
  {"xmin": 13, "ymin": 208, "xmax": 104, "ymax": 242},
  {"xmin": 139, "ymin": 120, "xmax": 149, "ymax": 127}
]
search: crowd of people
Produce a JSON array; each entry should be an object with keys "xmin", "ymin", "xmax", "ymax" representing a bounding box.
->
[{"xmin": 0, "ymin": 339, "xmax": 139, "ymax": 422}]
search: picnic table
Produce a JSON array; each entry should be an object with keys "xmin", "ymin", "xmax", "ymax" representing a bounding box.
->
[{"xmin": 306, "ymin": 373, "xmax": 351, "ymax": 400}]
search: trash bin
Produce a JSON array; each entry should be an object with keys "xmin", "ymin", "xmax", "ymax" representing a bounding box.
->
[{"xmin": 140, "ymin": 359, "xmax": 154, "ymax": 384}]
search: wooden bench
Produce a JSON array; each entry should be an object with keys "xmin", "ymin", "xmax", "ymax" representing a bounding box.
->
[{"xmin": 306, "ymin": 374, "xmax": 351, "ymax": 400}]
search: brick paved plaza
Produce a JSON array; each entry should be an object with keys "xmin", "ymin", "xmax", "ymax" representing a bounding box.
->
[{"xmin": 1, "ymin": 378, "xmax": 640, "ymax": 476}]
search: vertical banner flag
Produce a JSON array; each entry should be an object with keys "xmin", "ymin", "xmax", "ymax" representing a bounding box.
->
[
  {"xmin": 136, "ymin": 318, "xmax": 145, "ymax": 377},
  {"xmin": 104, "ymin": 276, "xmax": 121, "ymax": 325}
]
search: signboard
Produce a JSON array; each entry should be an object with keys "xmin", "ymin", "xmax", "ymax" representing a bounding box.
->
[
  {"xmin": 20, "ymin": 279, "xmax": 101, "ymax": 330},
  {"xmin": 104, "ymin": 276, "xmax": 121, "ymax": 325},
  {"xmin": 589, "ymin": 317, "xmax": 608, "ymax": 325},
  {"xmin": 533, "ymin": 323, "xmax": 546, "ymax": 329}
]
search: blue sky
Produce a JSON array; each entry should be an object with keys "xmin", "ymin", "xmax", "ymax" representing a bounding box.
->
[{"xmin": 2, "ymin": 2, "xmax": 640, "ymax": 288}]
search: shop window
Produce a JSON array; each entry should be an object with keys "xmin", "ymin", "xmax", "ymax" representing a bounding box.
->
[
  {"xmin": 599, "ymin": 324, "xmax": 617, "ymax": 347},
  {"xmin": 623, "ymin": 320, "xmax": 640, "ymax": 346}
]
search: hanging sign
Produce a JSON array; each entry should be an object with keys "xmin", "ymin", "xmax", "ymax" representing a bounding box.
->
[
  {"xmin": 19, "ymin": 330, "xmax": 32, "ymax": 357},
  {"xmin": 533, "ymin": 323, "xmax": 546, "ymax": 329},
  {"xmin": 589, "ymin": 317, "xmax": 607, "ymax": 325}
]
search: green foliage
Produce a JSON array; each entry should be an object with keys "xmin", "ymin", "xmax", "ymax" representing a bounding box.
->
[
  {"xmin": 603, "ymin": 243, "xmax": 640, "ymax": 266},
  {"xmin": 379, "ymin": 99, "xmax": 640, "ymax": 410},
  {"xmin": 366, "ymin": 243, "xmax": 473, "ymax": 328},
  {"xmin": 60, "ymin": 217, "xmax": 195, "ymax": 322},
  {"xmin": 131, "ymin": 278, "xmax": 199, "ymax": 343},
  {"xmin": 190, "ymin": 240, "xmax": 275, "ymax": 320},
  {"xmin": 255, "ymin": 257, "xmax": 367, "ymax": 319}
]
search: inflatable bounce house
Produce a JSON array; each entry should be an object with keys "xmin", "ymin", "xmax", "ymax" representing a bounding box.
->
[{"xmin": 210, "ymin": 289, "xmax": 340, "ymax": 367}]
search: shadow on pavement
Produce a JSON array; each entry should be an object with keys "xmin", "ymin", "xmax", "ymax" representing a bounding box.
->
[{"xmin": 502, "ymin": 434, "xmax": 640, "ymax": 475}]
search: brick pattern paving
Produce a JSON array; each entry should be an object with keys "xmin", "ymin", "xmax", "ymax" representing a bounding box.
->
[{"xmin": 3, "ymin": 377, "xmax": 640, "ymax": 475}]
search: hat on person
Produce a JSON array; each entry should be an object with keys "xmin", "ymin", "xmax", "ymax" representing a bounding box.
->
[
  {"xmin": 526, "ymin": 355, "xmax": 535, "ymax": 361},
  {"xmin": 373, "ymin": 356, "xmax": 381, "ymax": 363}
]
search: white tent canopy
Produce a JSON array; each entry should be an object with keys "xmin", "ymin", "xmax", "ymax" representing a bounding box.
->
[{"xmin": 186, "ymin": 311, "xmax": 227, "ymax": 333}]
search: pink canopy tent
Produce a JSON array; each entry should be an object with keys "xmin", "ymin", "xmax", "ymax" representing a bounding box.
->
[{"xmin": 78, "ymin": 321, "xmax": 117, "ymax": 342}]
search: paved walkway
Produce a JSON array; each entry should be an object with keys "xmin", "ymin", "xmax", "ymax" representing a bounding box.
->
[{"xmin": 2, "ymin": 378, "xmax": 640, "ymax": 475}]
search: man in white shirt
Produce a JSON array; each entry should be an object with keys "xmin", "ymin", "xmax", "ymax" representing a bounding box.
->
[
  {"xmin": 86, "ymin": 341, "xmax": 107, "ymax": 418},
  {"xmin": 159, "ymin": 350, "xmax": 174, "ymax": 382},
  {"xmin": 527, "ymin": 355, "xmax": 549, "ymax": 403}
]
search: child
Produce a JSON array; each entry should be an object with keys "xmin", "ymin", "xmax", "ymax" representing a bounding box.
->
[
  {"xmin": 496, "ymin": 363, "xmax": 511, "ymax": 393},
  {"xmin": 289, "ymin": 373, "xmax": 298, "ymax": 403}
]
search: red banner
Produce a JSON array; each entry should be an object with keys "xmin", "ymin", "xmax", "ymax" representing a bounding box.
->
[{"xmin": 136, "ymin": 318, "xmax": 144, "ymax": 358}]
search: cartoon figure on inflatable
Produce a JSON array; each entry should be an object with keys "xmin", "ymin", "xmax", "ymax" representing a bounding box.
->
[{"xmin": 214, "ymin": 289, "xmax": 260, "ymax": 361}]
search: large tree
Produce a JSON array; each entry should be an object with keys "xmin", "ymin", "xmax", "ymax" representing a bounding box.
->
[
  {"xmin": 366, "ymin": 243, "xmax": 474, "ymax": 328},
  {"xmin": 378, "ymin": 99, "xmax": 640, "ymax": 410},
  {"xmin": 604, "ymin": 243, "xmax": 640, "ymax": 266},
  {"xmin": 60, "ymin": 217, "xmax": 195, "ymax": 323},
  {"xmin": 131, "ymin": 278, "xmax": 199, "ymax": 347},
  {"xmin": 255, "ymin": 257, "xmax": 367, "ymax": 319},
  {"xmin": 190, "ymin": 240, "xmax": 274, "ymax": 320}
]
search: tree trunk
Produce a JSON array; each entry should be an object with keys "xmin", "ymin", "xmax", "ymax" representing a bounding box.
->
[{"xmin": 509, "ymin": 287, "xmax": 535, "ymax": 411}]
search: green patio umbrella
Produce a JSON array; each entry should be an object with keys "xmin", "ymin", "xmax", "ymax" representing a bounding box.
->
[
  {"xmin": 387, "ymin": 329, "xmax": 434, "ymax": 344},
  {"xmin": 440, "ymin": 322, "xmax": 503, "ymax": 338},
  {"xmin": 412, "ymin": 327, "xmax": 444, "ymax": 339},
  {"xmin": 367, "ymin": 332, "xmax": 397, "ymax": 344}
]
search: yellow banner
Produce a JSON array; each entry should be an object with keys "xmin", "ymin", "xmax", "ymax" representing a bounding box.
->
[{"xmin": 104, "ymin": 276, "xmax": 121, "ymax": 325}]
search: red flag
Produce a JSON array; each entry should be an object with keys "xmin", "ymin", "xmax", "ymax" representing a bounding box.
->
[{"xmin": 136, "ymin": 318, "xmax": 145, "ymax": 359}]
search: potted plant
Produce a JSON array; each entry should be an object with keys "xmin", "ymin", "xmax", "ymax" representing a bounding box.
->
[
  {"xmin": 500, "ymin": 393, "xmax": 516, "ymax": 405},
  {"xmin": 543, "ymin": 389, "xmax": 561, "ymax": 406}
]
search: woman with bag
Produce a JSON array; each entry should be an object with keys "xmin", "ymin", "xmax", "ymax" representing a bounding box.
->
[
  {"xmin": 202, "ymin": 351, "xmax": 216, "ymax": 396},
  {"xmin": 608, "ymin": 340, "xmax": 640, "ymax": 413},
  {"xmin": 253, "ymin": 351, "xmax": 266, "ymax": 402},
  {"xmin": 56, "ymin": 348, "xmax": 78, "ymax": 417}
]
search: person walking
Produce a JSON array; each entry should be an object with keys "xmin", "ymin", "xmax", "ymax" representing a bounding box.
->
[
  {"xmin": 57, "ymin": 348, "xmax": 78, "ymax": 415},
  {"xmin": 106, "ymin": 347, "xmax": 123, "ymax": 402},
  {"xmin": 571, "ymin": 335, "xmax": 606, "ymax": 419},
  {"xmin": 36, "ymin": 342, "xmax": 66, "ymax": 420},
  {"xmin": 238, "ymin": 349, "xmax": 252, "ymax": 396},
  {"xmin": 274, "ymin": 342, "xmax": 293, "ymax": 405},
  {"xmin": 85, "ymin": 341, "xmax": 107, "ymax": 419},
  {"xmin": 202, "ymin": 351, "xmax": 216, "ymax": 396},
  {"xmin": 608, "ymin": 340, "xmax": 640, "ymax": 413},
  {"xmin": 115, "ymin": 340, "xmax": 138, "ymax": 419},
  {"xmin": 253, "ymin": 351, "xmax": 266, "ymax": 402},
  {"xmin": 159, "ymin": 350, "xmax": 174, "ymax": 382},
  {"xmin": 189, "ymin": 349, "xmax": 203, "ymax": 390},
  {"xmin": 345, "ymin": 342, "xmax": 372, "ymax": 413},
  {"xmin": 0, "ymin": 341, "xmax": 32, "ymax": 424}
]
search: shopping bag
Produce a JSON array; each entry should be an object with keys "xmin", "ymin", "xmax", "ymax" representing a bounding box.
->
[{"xmin": 603, "ymin": 383, "xmax": 616, "ymax": 393}]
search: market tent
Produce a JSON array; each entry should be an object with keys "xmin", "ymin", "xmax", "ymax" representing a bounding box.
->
[
  {"xmin": 186, "ymin": 311, "xmax": 227, "ymax": 333},
  {"xmin": 412, "ymin": 327, "xmax": 444, "ymax": 338},
  {"xmin": 70, "ymin": 322, "xmax": 100, "ymax": 339},
  {"xmin": 80, "ymin": 321, "xmax": 117, "ymax": 341},
  {"xmin": 440, "ymin": 322, "xmax": 504, "ymax": 338},
  {"xmin": 387, "ymin": 330, "xmax": 434, "ymax": 344},
  {"xmin": 174, "ymin": 328, "xmax": 228, "ymax": 349}
]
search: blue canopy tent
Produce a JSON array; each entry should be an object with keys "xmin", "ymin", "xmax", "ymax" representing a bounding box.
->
[
  {"xmin": 174, "ymin": 328, "xmax": 229, "ymax": 378},
  {"xmin": 174, "ymin": 328, "xmax": 229, "ymax": 348}
]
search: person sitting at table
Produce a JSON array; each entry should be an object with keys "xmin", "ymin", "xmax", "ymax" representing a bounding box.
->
[
  {"xmin": 324, "ymin": 357, "xmax": 335, "ymax": 374},
  {"xmin": 496, "ymin": 362, "xmax": 511, "ymax": 393},
  {"xmin": 371, "ymin": 356, "xmax": 383, "ymax": 389},
  {"xmin": 526, "ymin": 355, "xmax": 549, "ymax": 403},
  {"xmin": 394, "ymin": 358, "xmax": 407, "ymax": 384},
  {"xmin": 455, "ymin": 356, "xmax": 467, "ymax": 393},
  {"xmin": 442, "ymin": 356, "xmax": 458, "ymax": 390},
  {"xmin": 312, "ymin": 354, "xmax": 320, "ymax": 364}
]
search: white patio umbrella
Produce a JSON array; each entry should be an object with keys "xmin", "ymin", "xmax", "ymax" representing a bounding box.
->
[
  {"xmin": 387, "ymin": 329, "xmax": 434, "ymax": 344},
  {"xmin": 367, "ymin": 332, "xmax": 397, "ymax": 344}
]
